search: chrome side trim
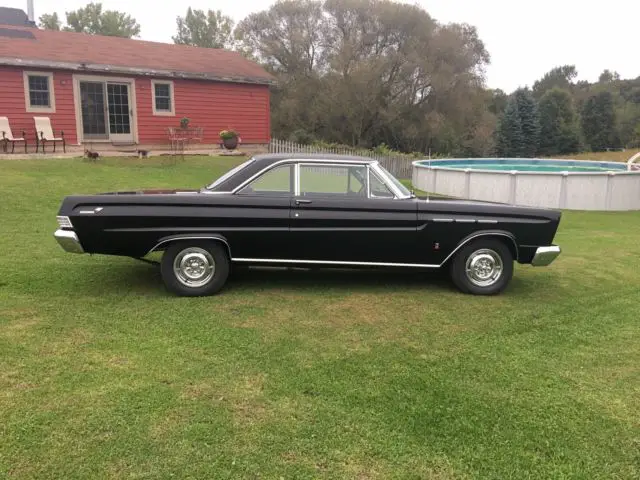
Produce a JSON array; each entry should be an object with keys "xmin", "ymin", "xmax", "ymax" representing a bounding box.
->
[
  {"xmin": 54, "ymin": 229, "xmax": 84, "ymax": 254},
  {"xmin": 232, "ymin": 258, "xmax": 439, "ymax": 268},
  {"xmin": 147, "ymin": 235, "xmax": 231, "ymax": 257},
  {"xmin": 432, "ymin": 218, "xmax": 454, "ymax": 223},
  {"xmin": 440, "ymin": 232, "xmax": 519, "ymax": 264},
  {"xmin": 477, "ymin": 219, "xmax": 499, "ymax": 224},
  {"xmin": 531, "ymin": 245, "xmax": 561, "ymax": 266},
  {"xmin": 455, "ymin": 218, "xmax": 476, "ymax": 223}
]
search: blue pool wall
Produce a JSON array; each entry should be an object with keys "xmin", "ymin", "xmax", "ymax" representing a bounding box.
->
[{"xmin": 415, "ymin": 158, "xmax": 628, "ymax": 171}]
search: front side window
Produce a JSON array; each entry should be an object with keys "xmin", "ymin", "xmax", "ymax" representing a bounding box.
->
[
  {"xmin": 299, "ymin": 165, "xmax": 368, "ymax": 197},
  {"xmin": 369, "ymin": 170, "xmax": 395, "ymax": 198},
  {"xmin": 237, "ymin": 164, "xmax": 293, "ymax": 196},
  {"xmin": 24, "ymin": 72, "xmax": 55, "ymax": 112},
  {"xmin": 376, "ymin": 164, "xmax": 412, "ymax": 198},
  {"xmin": 152, "ymin": 81, "xmax": 174, "ymax": 115}
]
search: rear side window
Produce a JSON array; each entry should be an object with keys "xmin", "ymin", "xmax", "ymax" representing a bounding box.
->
[{"xmin": 237, "ymin": 165, "xmax": 293, "ymax": 196}]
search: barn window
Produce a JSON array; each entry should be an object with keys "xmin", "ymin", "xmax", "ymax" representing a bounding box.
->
[
  {"xmin": 23, "ymin": 72, "xmax": 56, "ymax": 113},
  {"xmin": 152, "ymin": 80, "xmax": 175, "ymax": 116}
]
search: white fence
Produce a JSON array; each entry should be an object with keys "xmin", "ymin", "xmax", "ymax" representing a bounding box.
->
[{"xmin": 268, "ymin": 138, "xmax": 416, "ymax": 179}]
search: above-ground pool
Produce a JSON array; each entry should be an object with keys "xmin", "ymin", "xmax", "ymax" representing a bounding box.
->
[{"xmin": 412, "ymin": 158, "xmax": 640, "ymax": 211}]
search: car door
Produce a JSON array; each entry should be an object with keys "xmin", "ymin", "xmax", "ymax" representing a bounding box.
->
[
  {"xmin": 289, "ymin": 162, "xmax": 419, "ymax": 264},
  {"xmin": 225, "ymin": 162, "xmax": 294, "ymax": 259}
]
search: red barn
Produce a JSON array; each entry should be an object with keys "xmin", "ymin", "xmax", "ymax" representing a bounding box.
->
[{"xmin": 0, "ymin": 23, "xmax": 275, "ymax": 152}]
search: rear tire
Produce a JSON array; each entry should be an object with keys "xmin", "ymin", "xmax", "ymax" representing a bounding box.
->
[
  {"xmin": 160, "ymin": 241, "xmax": 230, "ymax": 297},
  {"xmin": 449, "ymin": 238, "xmax": 513, "ymax": 295}
]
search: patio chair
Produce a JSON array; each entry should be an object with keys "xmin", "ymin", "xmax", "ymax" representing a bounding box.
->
[
  {"xmin": 34, "ymin": 117, "xmax": 65, "ymax": 153},
  {"xmin": 0, "ymin": 116, "xmax": 27, "ymax": 153}
]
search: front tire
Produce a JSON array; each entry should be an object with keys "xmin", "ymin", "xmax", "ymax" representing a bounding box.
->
[
  {"xmin": 160, "ymin": 241, "xmax": 230, "ymax": 297},
  {"xmin": 449, "ymin": 239, "xmax": 513, "ymax": 295}
]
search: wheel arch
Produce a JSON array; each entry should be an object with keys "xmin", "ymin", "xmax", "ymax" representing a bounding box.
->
[
  {"xmin": 440, "ymin": 230, "xmax": 518, "ymax": 266},
  {"xmin": 147, "ymin": 234, "xmax": 232, "ymax": 259}
]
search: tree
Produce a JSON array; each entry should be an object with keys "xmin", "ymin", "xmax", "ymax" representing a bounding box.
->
[
  {"xmin": 532, "ymin": 65, "xmax": 578, "ymax": 99},
  {"xmin": 40, "ymin": 3, "xmax": 140, "ymax": 38},
  {"xmin": 235, "ymin": 0, "xmax": 491, "ymax": 154},
  {"xmin": 598, "ymin": 69, "xmax": 620, "ymax": 83},
  {"xmin": 173, "ymin": 8, "xmax": 235, "ymax": 49},
  {"xmin": 581, "ymin": 91, "xmax": 619, "ymax": 151},
  {"xmin": 537, "ymin": 88, "xmax": 581, "ymax": 155},
  {"xmin": 513, "ymin": 88, "xmax": 540, "ymax": 157},
  {"xmin": 39, "ymin": 13, "xmax": 61, "ymax": 30},
  {"xmin": 495, "ymin": 98, "xmax": 523, "ymax": 157}
]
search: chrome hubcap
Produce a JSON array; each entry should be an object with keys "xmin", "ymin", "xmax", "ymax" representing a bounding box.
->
[
  {"xmin": 465, "ymin": 248, "xmax": 503, "ymax": 287},
  {"xmin": 173, "ymin": 247, "xmax": 215, "ymax": 288}
]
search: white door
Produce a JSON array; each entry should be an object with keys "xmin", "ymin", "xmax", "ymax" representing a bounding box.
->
[{"xmin": 106, "ymin": 83, "xmax": 134, "ymax": 143}]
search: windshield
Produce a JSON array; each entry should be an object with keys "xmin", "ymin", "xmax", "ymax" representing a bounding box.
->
[
  {"xmin": 205, "ymin": 158, "xmax": 256, "ymax": 190},
  {"xmin": 377, "ymin": 164, "xmax": 412, "ymax": 198}
]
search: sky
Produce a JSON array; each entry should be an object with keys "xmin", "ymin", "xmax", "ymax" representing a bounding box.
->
[{"xmin": 6, "ymin": 0, "xmax": 639, "ymax": 92}]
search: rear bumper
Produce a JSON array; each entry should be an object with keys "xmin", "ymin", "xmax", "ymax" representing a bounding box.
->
[
  {"xmin": 531, "ymin": 245, "xmax": 561, "ymax": 266},
  {"xmin": 54, "ymin": 229, "xmax": 84, "ymax": 254}
]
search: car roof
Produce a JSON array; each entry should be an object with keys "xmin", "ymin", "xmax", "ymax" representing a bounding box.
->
[
  {"xmin": 208, "ymin": 153, "xmax": 379, "ymax": 192},
  {"xmin": 251, "ymin": 153, "xmax": 378, "ymax": 164}
]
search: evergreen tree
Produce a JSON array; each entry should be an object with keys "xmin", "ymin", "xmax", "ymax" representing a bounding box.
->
[
  {"xmin": 581, "ymin": 91, "xmax": 619, "ymax": 151},
  {"xmin": 513, "ymin": 88, "xmax": 541, "ymax": 157},
  {"xmin": 495, "ymin": 98, "xmax": 523, "ymax": 157},
  {"xmin": 538, "ymin": 88, "xmax": 581, "ymax": 155}
]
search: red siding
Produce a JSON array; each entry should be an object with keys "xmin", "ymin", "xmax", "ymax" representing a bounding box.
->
[
  {"xmin": 0, "ymin": 67, "xmax": 78, "ymax": 144},
  {"xmin": 135, "ymin": 78, "xmax": 270, "ymax": 145},
  {"xmin": 0, "ymin": 66, "xmax": 271, "ymax": 147}
]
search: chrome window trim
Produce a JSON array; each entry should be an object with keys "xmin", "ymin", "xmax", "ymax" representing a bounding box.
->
[
  {"xmin": 370, "ymin": 163, "xmax": 410, "ymax": 199},
  {"xmin": 235, "ymin": 163, "xmax": 295, "ymax": 196},
  {"xmin": 367, "ymin": 166, "xmax": 397, "ymax": 199},
  {"xmin": 231, "ymin": 158, "xmax": 376, "ymax": 195},
  {"xmin": 294, "ymin": 163, "xmax": 301, "ymax": 196},
  {"xmin": 298, "ymin": 162, "xmax": 369, "ymax": 197}
]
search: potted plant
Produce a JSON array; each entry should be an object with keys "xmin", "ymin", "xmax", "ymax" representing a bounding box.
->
[
  {"xmin": 219, "ymin": 129, "xmax": 239, "ymax": 150},
  {"xmin": 180, "ymin": 117, "xmax": 190, "ymax": 129}
]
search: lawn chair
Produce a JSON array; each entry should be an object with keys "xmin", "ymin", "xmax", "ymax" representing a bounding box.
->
[
  {"xmin": 0, "ymin": 116, "xmax": 27, "ymax": 153},
  {"xmin": 34, "ymin": 117, "xmax": 65, "ymax": 153}
]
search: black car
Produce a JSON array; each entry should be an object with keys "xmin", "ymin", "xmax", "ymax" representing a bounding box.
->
[{"xmin": 54, "ymin": 153, "xmax": 562, "ymax": 296}]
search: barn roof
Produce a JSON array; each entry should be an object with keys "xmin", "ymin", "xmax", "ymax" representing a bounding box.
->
[{"xmin": 0, "ymin": 24, "xmax": 276, "ymax": 86}]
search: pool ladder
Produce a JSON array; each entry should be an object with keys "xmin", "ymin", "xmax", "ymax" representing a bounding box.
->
[{"xmin": 628, "ymin": 152, "xmax": 640, "ymax": 171}]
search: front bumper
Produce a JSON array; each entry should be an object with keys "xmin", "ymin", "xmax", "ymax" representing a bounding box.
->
[
  {"xmin": 54, "ymin": 229, "xmax": 85, "ymax": 254},
  {"xmin": 531, "ymin": 245, "xmax": 561, "ymax": 266}
]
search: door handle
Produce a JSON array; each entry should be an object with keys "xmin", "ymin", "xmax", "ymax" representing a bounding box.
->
[{"xmin": 295, "ymin": 199, "xmax": 312, "ymax": 205}]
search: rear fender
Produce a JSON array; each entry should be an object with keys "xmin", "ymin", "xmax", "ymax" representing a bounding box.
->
[{"xmin": 147, "ymin": 234, "xmax": 231, "ymax": 258}]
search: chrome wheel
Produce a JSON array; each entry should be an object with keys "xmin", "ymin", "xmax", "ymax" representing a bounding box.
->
[
  {"xmin": 173, "ymin": 247, "xmax": 216, "ymax": 288},
  {"xmin": 465, "ymin": 248, "xmax": 503, "ymax": 287}
]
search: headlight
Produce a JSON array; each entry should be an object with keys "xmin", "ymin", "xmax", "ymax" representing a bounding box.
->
[{"xmin": 56, "ymin": 216, "xmax": 73, "ymax": 228}]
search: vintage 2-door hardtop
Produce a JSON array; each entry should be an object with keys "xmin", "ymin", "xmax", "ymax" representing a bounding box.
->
[{"xmin": 54, "ymin": 153, "xmax": 562, "ymax": 296}]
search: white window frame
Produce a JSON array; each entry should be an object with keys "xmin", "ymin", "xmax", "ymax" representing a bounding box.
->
[
  {"xmin": 24, "ymin": 71, "xmax": 56, "ymax": 113},
  {"xmin": 151, "ymin": 80, "xmax": 175, "ymax": 116}
]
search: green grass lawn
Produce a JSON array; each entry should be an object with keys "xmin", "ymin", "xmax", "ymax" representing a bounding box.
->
[{"xmin": 1, "ymin": 156, "xmax": 639, "ymax": 479}]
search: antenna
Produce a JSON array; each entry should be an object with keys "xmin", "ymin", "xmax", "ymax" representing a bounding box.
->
[{"xmin": 427, "ymin": 148, "xmax": 431, "ymax": 202}]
